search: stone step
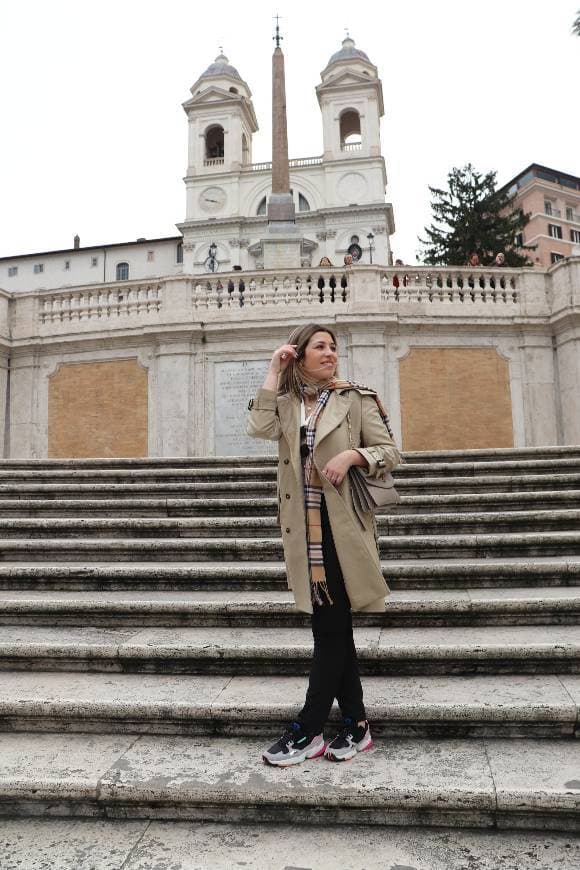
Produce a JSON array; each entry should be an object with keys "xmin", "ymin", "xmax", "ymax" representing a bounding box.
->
[
  {"xmin": 1, "ymin": 444, "xmax": 578, "ymax": 469},
  {"xmin": 1, "ymin": 472, "xmax": 580, "ymax": 500},
  {"xmin": 0, "ymin": 558, "xmax": 578, "ymax": 591},
  {"xmin": 0, "ymin": 457, "xmax": 577, "ymax": 485},
  {"xmin": 1, "ymin": 489, "xmax": 579, "ymax": 517},
  {"xmin": 1, "ymin": 624, "xmax": 579, "ymax": 675},
  {"xmin": 1, "ymin": 672, "xmax": 579, "ymax": 739},
  {"xmin": 0, "ymin": 731, "xmax": 579, "ymax": 831},
  {"xmin": 3, "ymin": 817, "xmax": 580, "ymax": 870},
  {"xmin": 0, "ymin": 531, "xmax": 580, "ymax": 560},
  {"xmin": 2, "ymin": 587, "xmax": 580, "ymax": 628},
  {"xmin": 0, "ymin": 508, "xmax": 577, "ymax": 538}
]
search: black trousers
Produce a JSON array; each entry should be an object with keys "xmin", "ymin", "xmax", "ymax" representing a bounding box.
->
[{"xmin": 296, "ymin": 497, "xmax": 366, "ymax": 735}]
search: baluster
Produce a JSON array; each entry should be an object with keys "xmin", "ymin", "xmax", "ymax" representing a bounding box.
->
[
  {"xmin": 238, "ymin": 278, "xmax": 245, "ymax": 308},
  {"xmin": 381, "ymin": 274, "xmax": 389, "ymax": 301},
  {"xmin": 249, "ymin": 278, "xmax": 256, "ymax": 306},
  {"xmin": 317, "ymin": 275, "xmax": 325, "ymax": 304},
  {"xmin": 295, "ymin": 276, "xmax": 303, "ymax": 305},
  {"xmin": 272, "ymin": 276, "xmax": 279, "ymax": 304},
  {"xmin": 341, "ymin": 273, "xmax": 348, "ymax": 303},
  {"xmin": 329, "ymin": 274, "xmax": 336, "ymax": 303}
]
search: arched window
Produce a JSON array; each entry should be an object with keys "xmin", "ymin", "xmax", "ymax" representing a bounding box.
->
[
  {"xmin": 339, "ymin": 109, "xmax": 362, "ymax": 149},
  {"xmin": 242, "ymin": 133, "xmax": 249, "ymax": 165},
  {"xmin": 205, "ymin": 125, "xmax": 224, "ymax": 160},
  {"xmin": 257, "ymin": 196, "xmax": 267, "ymax": 216},
  {"xmin": 176, "ymin": 242, "xmax": 183, "ymax": 264},
  {"xmin": 116, "ymin": 262, "xmax": 129, "ymax": 281},
  {"xmin": 298, "ymin": 193, "xmax": 310, "ymax": 212},
  {"xmin": 229, "ymin": 86, "xmax": 238, "ymax": 94}
]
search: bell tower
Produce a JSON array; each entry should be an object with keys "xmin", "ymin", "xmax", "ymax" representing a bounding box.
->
[
  {"xmin": 316, "ymin": 36, "xmax": 384, "ymax": 163},
  {"xmin": 181, "ymin": 52, "xmax": 258, "ymax": 222}
]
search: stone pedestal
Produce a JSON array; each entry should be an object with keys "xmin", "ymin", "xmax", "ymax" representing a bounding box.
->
[{"xmin": 262, "ymin": 234, "xmax": 302, "ymax": 270}]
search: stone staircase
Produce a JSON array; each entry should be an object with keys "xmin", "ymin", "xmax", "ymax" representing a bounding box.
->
[{"xmin": 2, "ymin": 448, "xmax": 580, "ymax": 867}]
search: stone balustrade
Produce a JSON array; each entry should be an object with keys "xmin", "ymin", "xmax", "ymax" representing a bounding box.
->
[
  {"xmin": 248, "ymin": 156, "xmax": 323, "ymax": 172},
  {"xmin": 380, "ymin": 267, "xmax": 519, "ymax": 305},
  {"xmin": 38, "ymin": 283, "xmax": 163, "ymax": 325},
  {"xmin": 192, "ymin": 270, "xmax": 349, "ymax": 310},
  {"xmin": 2, "ymin": 260, "xmax": 578, "ymax": 342}
]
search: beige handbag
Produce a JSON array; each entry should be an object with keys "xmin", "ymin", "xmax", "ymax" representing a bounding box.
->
[{"xmin": 346, "ymin": 411, "xmax": 400, "ymax": 522}]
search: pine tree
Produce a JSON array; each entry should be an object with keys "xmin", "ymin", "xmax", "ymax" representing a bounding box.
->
[
  {"xmin": 420, "ymin": 164, "xmax": 533, "ymax": 266},
  {"xmin": 573, "ymin": 9, "xmax": 580, "ymax": 35}
]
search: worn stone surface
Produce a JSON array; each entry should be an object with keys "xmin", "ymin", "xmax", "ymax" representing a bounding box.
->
[
  {"xmin": 377, "ymin": 624, "xmax": 580, "ymax": 658},
  {"xmin": 0, "ymin": 818, "xmax": 148, "ymax": 870},
  {"xmin": 0, "ymin": 671, "xmax": 230, "ymax": 720},
  {"xmin": 0, "ymin": 732, "xmax": 133, "ymax": 800},
  {"xmin": 486, "ymin": 739, "xmax": 580, "ymax": 812},
  {"xmin": 99, "ymin": 735, "xmax": 494, "ymax": 814},
  {"xmin": 3, "ymin": 818, "xmax": 580, "ymax": 870}
]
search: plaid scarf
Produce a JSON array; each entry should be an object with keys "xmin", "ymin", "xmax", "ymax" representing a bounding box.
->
[{"xmin": 301, "ymin": 379, "xmax": 395, "ymax": 607}]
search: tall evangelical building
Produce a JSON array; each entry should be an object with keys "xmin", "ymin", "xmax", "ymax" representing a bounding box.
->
[{"xmin": 0, "ymin": 37, "xmax": 394, "ymax": 291}]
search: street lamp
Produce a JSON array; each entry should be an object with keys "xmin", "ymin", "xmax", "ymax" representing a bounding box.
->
[
  {"xmin": 209, "ymin": 242, "xmax": 217, "ymax": 260},
  {"xmin": 367, "ymin": 232, "xmax": 375, "ymax": 265}
]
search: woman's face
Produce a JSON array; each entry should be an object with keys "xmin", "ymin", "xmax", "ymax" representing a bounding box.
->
[{"xmin": 302, "ymin": 331, "xmax": 338, "ymax": 382}]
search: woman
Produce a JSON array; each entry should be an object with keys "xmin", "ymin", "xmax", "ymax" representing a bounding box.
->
[
  {"xmin": 318, "ymin": 256, "xmax": 333, "ymax": 267},
  {"xmin": 247, "ymin": 323, "xmax": 401, "ymax": 766}
]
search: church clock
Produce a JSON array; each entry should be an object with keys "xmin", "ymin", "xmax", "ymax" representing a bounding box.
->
[{"xmin": 199, "ymin": 187, "xmax": 227, "ymax": 213}]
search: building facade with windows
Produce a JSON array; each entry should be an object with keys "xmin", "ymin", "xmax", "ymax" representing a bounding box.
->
[
  {"xmin": 0, "ymin": 38, "xmax": 394, "ymax": 292},
  {"xmin": 505, "ymin": 164, "xmax": 580, "ymax": 267}
]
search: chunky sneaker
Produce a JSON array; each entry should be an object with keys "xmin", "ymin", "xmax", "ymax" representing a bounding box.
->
[
  {"xmin": 262, "ymin": 721, "xmax": 326, "ymax": 767},
  {"xmin": 324, "ymin": 718, "xmax": 373, "ymax": 762}
]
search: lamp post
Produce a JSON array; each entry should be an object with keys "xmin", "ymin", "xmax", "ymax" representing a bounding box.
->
[{"xmin": 367, "ymin": 232, "xmax": 375, "ymax": 265}]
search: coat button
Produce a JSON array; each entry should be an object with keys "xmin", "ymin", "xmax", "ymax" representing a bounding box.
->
[
  {"xmin": 285, "ymin": 527, "xmax": 291, "ymax": 533},
  {"xmin": 285, "ymin": 493, "xmax": 291, "ymax": 499},
  {"xmin": 283, "ymin": 459, "xmax": 289, "ymax": 465}
]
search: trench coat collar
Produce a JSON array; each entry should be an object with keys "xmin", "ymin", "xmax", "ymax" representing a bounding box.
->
[{"xmin": 278, "ymin": 389, "xmax": 351, "ymax": 466}]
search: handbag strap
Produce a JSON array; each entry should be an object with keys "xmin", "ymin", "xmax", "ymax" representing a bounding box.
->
[{"xmin": 346, "ymin": 410, "xmax": 355, "ymax": 450}]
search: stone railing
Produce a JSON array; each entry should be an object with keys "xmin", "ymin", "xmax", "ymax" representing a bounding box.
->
[
  {"xmin": 203, "ymin": 157, "xmax": 224, "ymax": 167},
  {"xmin": 7, "ymin": 261, "xmax": 578, "ymax": 342},
  {"xmin": 191, "ymin": 270, "xmax": 349, "ymax": 310},
  {"xmin": 341, "ymin": 142, "xmax": 362, "ymax": 152},
  {"xmin": 249, "ymin": 156, "xmax": 323, "ymax": 172},
  {"xmin": 38, "ymin": 282, "xmax": 163, "ymax": 325},
  {"xmin": 380, "ymin": 268, "xmax": 520, "ymax": 305}
]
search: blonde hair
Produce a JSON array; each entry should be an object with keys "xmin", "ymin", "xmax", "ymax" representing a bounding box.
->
[{"xmin": 278, "ymin": 323, "xmax": 339, "ymax": 398}]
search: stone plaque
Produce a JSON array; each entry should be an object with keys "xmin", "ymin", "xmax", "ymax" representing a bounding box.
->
[{"xmin": 214, "ymin": 360, "xmax": 277, "ymax": 456}]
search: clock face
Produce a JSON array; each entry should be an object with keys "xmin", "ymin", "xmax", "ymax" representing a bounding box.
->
[{"xmin": 199, "ymin": 186, "xmax": 227, "ymax": 213}]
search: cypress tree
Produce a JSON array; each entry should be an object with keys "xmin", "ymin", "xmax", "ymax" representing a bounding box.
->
[{"xmin": 420, "ymin": 163, "xmax": 533, "ymax": 266}]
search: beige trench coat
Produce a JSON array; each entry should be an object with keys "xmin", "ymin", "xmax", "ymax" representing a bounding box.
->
[{"xmin": 247, "ymin": 386, "xmax": 401, "ymax": 614}]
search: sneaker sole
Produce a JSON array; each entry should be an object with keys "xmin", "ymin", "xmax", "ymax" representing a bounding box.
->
[
  {"xmin": 325, "ymin": 736, "xmax": 374, "ymax": 763},
  {"xmin": 262, "ymin": 739, "xmax": 326, "ymax": 767}
]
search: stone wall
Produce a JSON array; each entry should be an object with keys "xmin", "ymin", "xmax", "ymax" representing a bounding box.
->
[
  {"xmin": 399, "ymin": 348, "xmax": 513, "ymax": 451},
  {"xmin": 48, "ymin": 359, "xmax": 148, "ymax": 459},
  {"xmin": 0, "ymin": 259, "xmax": 578, "ymax": 458}
]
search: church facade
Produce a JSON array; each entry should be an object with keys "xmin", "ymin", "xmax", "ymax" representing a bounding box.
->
[
  {"xmin": 0, "ymin": 38, "xmax": 578, "ymax": 460},
  {"xmin": 0, "ymin": 38, "xmax": 393, "ymax": 293}
]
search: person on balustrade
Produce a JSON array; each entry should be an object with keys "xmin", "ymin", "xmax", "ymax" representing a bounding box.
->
[{"xmin": 247, "ymin": 323, "xmax": 401, "ymax": 766}]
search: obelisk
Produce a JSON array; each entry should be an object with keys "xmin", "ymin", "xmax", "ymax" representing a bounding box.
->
[{"xmin": 262, "ymin": 18, "xmax": 302, "ymax": 269}]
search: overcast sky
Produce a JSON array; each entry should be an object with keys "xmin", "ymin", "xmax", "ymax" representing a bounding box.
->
[{"xmin": 1, "ymin": 0, "xmax": 578, "ymax": 264}]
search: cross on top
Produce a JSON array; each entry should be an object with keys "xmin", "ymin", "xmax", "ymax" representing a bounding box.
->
[{"xmin": 273, "ymin": 14, "xmax": 283, "ymax": 47}]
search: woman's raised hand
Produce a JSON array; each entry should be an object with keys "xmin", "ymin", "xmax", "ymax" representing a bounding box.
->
[{"xmin": 270, "ymin": 344, "xmax": 298, "ymax": 374}]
